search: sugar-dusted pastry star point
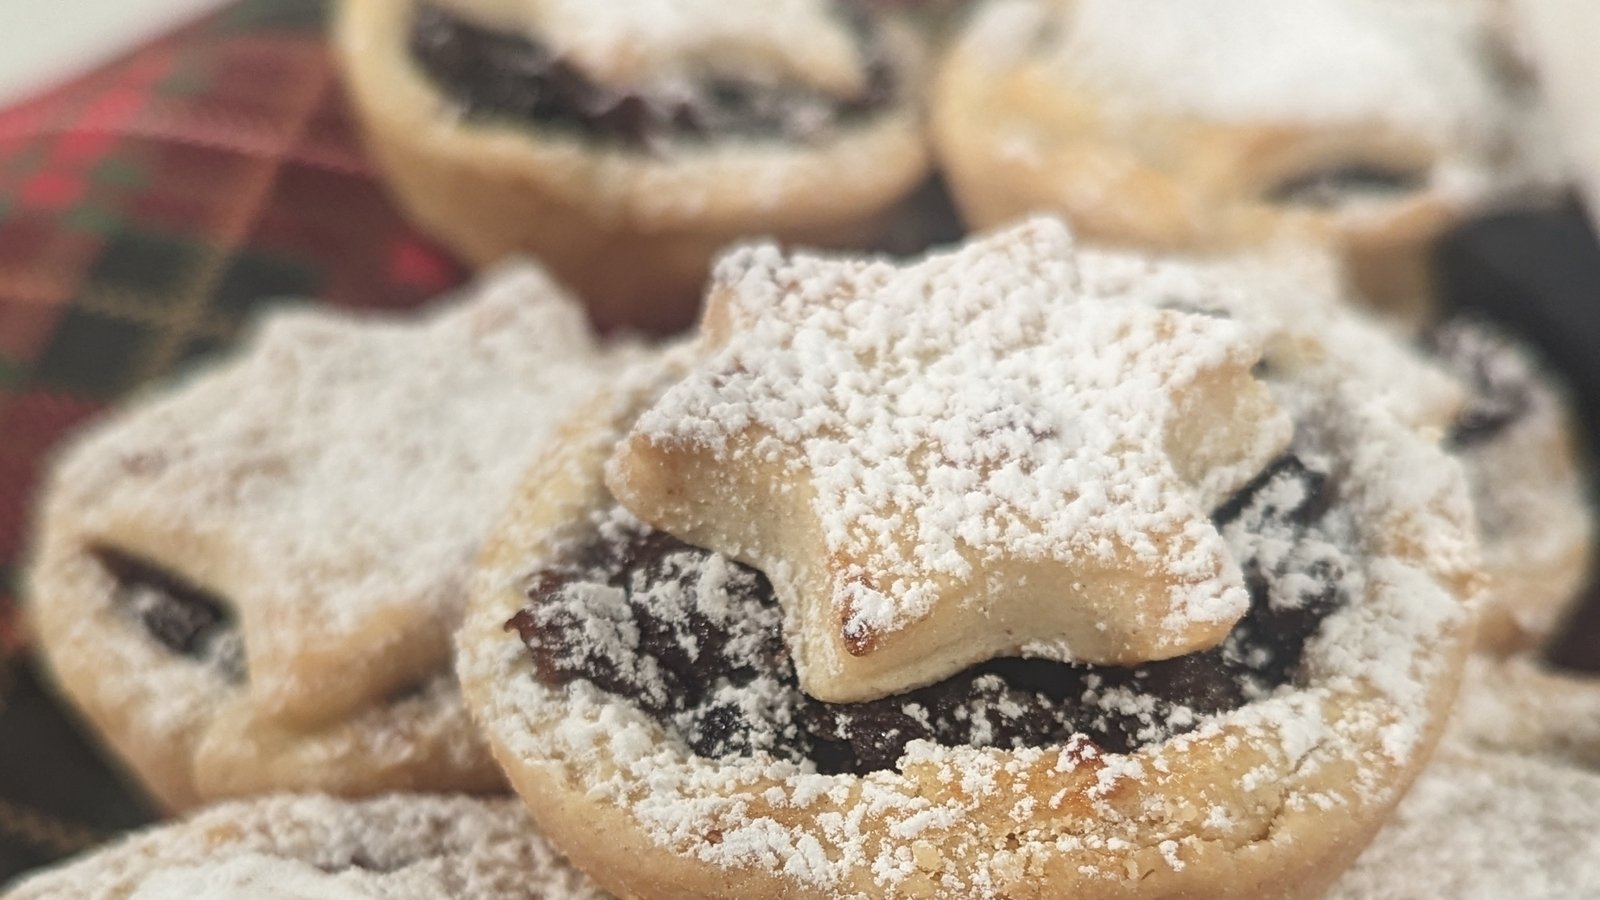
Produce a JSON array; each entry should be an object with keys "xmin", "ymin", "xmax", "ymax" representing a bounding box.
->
[
  {"xmin": 608, "ymin": 219, "xmax": 1293, "ymax": 702},
  {"xmin": 67, "ymin": 264, "xmax": 621, "ymax": 726}
]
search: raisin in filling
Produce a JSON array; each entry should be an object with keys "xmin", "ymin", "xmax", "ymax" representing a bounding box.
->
[
  {"xmin": 95, "ymin": 547, "xmax": 244, "ymax": 683},
  {"xmin": 509, "ymin": 452, "xmax": 1349, "ymax": 775},
  {"xmin": 408, "ymin": 2, "xmax": 897, "ymax": 149},
  {"xmin": 1423, "ymin": 320, "xmax": 1538, "ymax": 449}
]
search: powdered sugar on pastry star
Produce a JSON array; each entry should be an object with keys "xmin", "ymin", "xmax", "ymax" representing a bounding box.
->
[
  {"xmin": 606, "ymin": 219, "xmax": 1292, "ymax": 702},
  {"xmin": 49, "ymin": 263, "xmax": 638, "ymax": 746},
  {"xmin": 26, "ymin": 263, "xmax": 663, "ymax": 810}
]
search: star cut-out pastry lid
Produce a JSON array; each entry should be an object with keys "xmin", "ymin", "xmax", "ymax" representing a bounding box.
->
[
  {"xmin": 606, "ymin": 219, "xmax": 1293, "ymax": 702},
  {"xmin": 62, "ymin": 264, "xmax": 630, "ymax": 729}
]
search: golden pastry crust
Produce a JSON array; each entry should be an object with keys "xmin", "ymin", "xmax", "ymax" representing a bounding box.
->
[
  {"xmin": 2, "ymin": 794, "xmax": 606, "ymax": 900},
  {"xmin": 1450, "ymin": 655, "xmax": 1600, "ymax": 772},
  {"xmin": 459, "ymin": 228, "xmax": 1482, "ymax": 899},
  {"xmin": 1426, "ymin": 324, "xmax": 1594, "ymax": 654},
  {"xmin": 334, "ymin": 0, "xmax": 934, "ymax": 333},
  {"xmin": 26, "ymin": 264, "xmax": 637, "ymax": 810},
  {"xmin": 1326, "ymin": 743, "xmax": 1600, "ymax": 899},
  {"xmin": 608, "ymin": 226, "xmax": 1295, "ymax": 702},
  {"xmin": 28, "ymin": 534, "xmax": 496, "ymax": 810},
  {"xmin": 1329, "ymin": 650, "xmax": 1600, "ymax": 894},
  {"xmin": 933, "ymin": 0, "xmax": 1534, "ymax": 323}
]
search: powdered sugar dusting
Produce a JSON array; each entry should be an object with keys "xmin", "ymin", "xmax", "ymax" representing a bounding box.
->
[
  {"xmin": 3, "ymin": 794, "xmax": 606, "ymax": 900},
  {"xmin": 960, "ymin": 0, "xmax": 1541, "ymax": 206},
  {"xmin": 1328, "ymin": 745, "xmax": 1600, "ymax": 899},
  {"xmin": 1428, "ymin": 320, "xmax": 1594, "ymax": 645},
  {"xmin": 436, "ymin": 0, "xmax": 870, "ymax": 96},
  {"xmin": 30, "ymin": 527, "xmax": 499, "ymax": 809},
  {"xmin": 53, "ymin": 261, "xmax": 636, "ymax": 725},
  {"xmin": 29, "ymin": 263, "xmax": 641, "ymax": 806},
  {"xmin": 1047, "ymin": 0, "xmax": 1503, "ymax": 138},
  {"xmin": 466, "ymin": 228, "xmax": 1478, "ymax": 896},
  {"xmin": 621, "ymin": 219, "xmax": 1291, "ymax": 694},
  {"xmin": 127, "ymin": 855, "xmax": 398, "ymax": 900},
  {"xmin": 520, "ymin": 448, "xmax": 1355, "ymax": 773},
  {"xmin": 1447, "ymin": 656, "xmax": 1600, "ymax": 773}
]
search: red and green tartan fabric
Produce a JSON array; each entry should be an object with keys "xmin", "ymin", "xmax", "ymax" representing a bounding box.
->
[
  {"xmin": 0, "ymin": 0, "xmax": 469, "ymax": 661},
  {"xmin": 0, "ymin": 0, "xmax": 1593, "ymax": 890},
  {"xmin": 0, "ymin": 0, "xmax": 469, "ymax": 881}
]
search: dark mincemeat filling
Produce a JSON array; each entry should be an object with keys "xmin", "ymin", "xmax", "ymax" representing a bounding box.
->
[
  {"xmin": 1422, "ymin": 320, "xmax": 1600, "ymax": 674},
  {"xmin": 1424, "ymin": 319, "xmax": 1538, "ymax": 449},
  {"xmin": 510, "ymin": 453, "xmax": 1349, "ymax": 775},
  {"xmin": 100, "ymin": 551, "xmax": 439, "ymax": 705},
  {"xmin": 96, "ymin": 546, "xmax": 244, "ymax": 683},
  {"xmin": 1267, "ymin": 164, "xmax": 1427, "ymax": 208},
  {"xmin": 100, "ymin": 548, "xmax": 445, "ymax": 707},
  {"xmin": 408, "ymin": 2, "xmax": 897, "ymax": 149}
]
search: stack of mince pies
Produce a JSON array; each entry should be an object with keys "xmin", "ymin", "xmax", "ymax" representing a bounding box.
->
[
  {"xmin": 334, "ymin": 0, "xmax": 1553, "ymax": 333},
  {"xmin": 12, "ymin": 215, "xmax": 1599, "ymax": 899},
  {"xmin": 10, "ymin": 2, "xmax": 1600, "ymax": 899}
]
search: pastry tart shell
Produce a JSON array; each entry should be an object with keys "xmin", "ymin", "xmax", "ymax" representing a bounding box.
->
[
  {"xmin": 460, "ymin": 361, "xmax": 1480, "ymax": 899},
  {"xmin": 335, "ymin": 0, "xmax": 934, "ymax": 332}
]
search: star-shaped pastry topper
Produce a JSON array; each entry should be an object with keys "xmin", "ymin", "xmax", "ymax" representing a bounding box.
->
[
  {"xmin": 61, "ymin": 265, "xmax": 631, "ymax": 729},
  {"xmin": 607, "ymin": 219, "xmax": 1292, "ymax": 702}
]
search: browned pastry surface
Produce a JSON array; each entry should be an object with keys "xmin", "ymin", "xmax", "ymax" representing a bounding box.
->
[
  {"xmin": 336, "ymin": 0, "xmax": 933, "ymax": 332},
  {"xmin": 461, "ymin": 222, "xmax": 1480, "ymax": 899},
  {"xmin": 28, "ymin": 264, "xmax": 640, "ymax": 809},
  {"xmin": 933, "ymin": 0, "xmax": 1550, "ymax": 322}
]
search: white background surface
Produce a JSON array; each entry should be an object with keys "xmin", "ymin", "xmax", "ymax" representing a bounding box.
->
[{"xmin": 0, "ymin": 0, "xmax": 227, "ymax": 107}]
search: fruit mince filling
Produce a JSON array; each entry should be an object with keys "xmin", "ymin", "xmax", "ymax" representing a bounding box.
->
[
  {"xmin": 1266, "ymin": 164, "xmax": 1427, "ymax": 208},
  {"xmin": 509, "ymin": 450, "xmax": 1355, "ymax": 776},
  {"xmin": 1423, "ymin": 320, "xmax": 1538, "ymax": 449},
  {"xmin": 408, "ymin": 1, "xmax": 897, "ymax": 149},
  {"xmin": 95, "ymin": 546, "xmax": 245, "ymax": 683}
]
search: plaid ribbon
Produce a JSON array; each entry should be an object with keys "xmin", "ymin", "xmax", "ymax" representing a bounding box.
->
[{"xmin": 0, "ymin": 0, "xmax": 468, "ymax": 882}]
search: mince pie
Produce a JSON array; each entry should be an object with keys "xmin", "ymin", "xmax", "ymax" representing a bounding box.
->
[
  {"xmin": 2, "ymin": 793, "xmax": 606, "ymax": 900},
  {"xmin": 1424, "ymin": 320, "xmax": 1594, "ymax": 653},
  {"xmin": 933, "ymin": 0, "xmax": 1548, "ymax": 323},
  {"xmin": 1330, "ymin": 584, "xmax": 1600, "ymax": 897},
  {"xmin": 1327, "ymin": 743, "xmax": 1600, "ymax": 900},
  {"xmin": 335, "ymin": 0, "xmax": 934, "ymax": 332},
  {"xmin": 459, "ymin": 221, "xmax": 1481, "ymax": 899},
  {"xmin": 28, "ymin": 264, "xmax": 642, "ymax": 810}
]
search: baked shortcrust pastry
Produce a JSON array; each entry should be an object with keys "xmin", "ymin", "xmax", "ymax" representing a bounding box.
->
[
  {"xmin": 460, "ymin": 220, "xmax": 1482, "ymax": 899},
  {"xmin": 934, "ymin": 0, "xmax": 1546, "ymax": 321},
  {"xmin": 1329, "ymin": 618, "xmax": 1600, "ymax": 899},
  {"xmin": 2, "ymin": 794, "xmax": 606, "ymax": 900},
  {"xmin": 1326, "ymin": 522, "xmax": 1600, "ymax": 896},
  {"xmin": 1450, "ymin": 652, "xmax": 1600, "ymax": 775},
  {"xmin": 1423, "ymin": 321, "xmax": 1594, "ymax": 653},
  {"xmin": 1326, "ymin": 743, "xmax": 1600, "ymax": 900},
  {"xmin": 335, "ymin": 0, "xmax": 933, "ymax": 332},
  {"xmin": 28, "ymin": 264, "xmax": 641, "ymax": 810}
]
